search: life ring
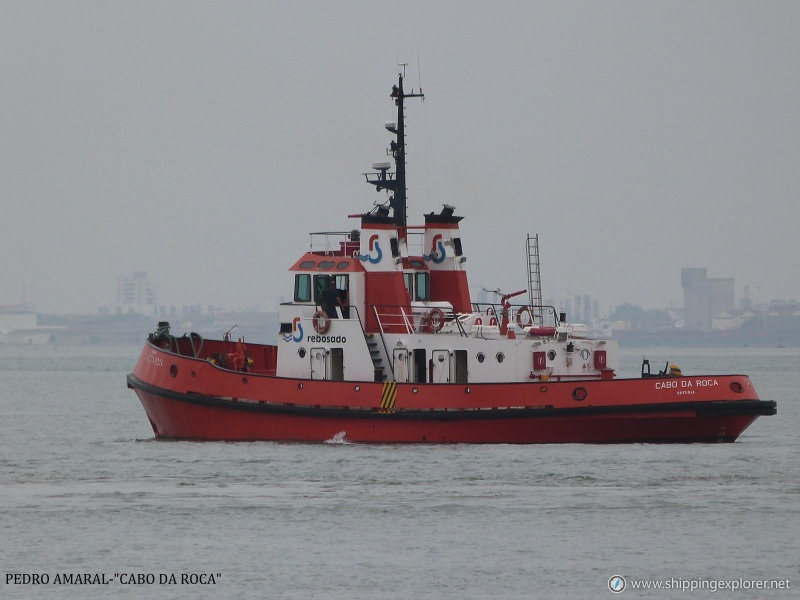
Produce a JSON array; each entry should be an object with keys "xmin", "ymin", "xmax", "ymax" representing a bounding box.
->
[
  {"xmin": 312, "ymin": 310, "xmax": 331, "ymax": 334},
  {"xmin": 486, "ymin": 306, "xmax": 496, "ymax": 317},
  {"xmin": 489, "ymin": 316, "xmax": 498, "ymax": 327},
  {"xmin": 427, "ymin": 307, "xmax": 445, "ymax": 332},
  {"xmin": 474, "ymin": 316, "xmax": 483, "ymax": 326},
  {"xmin": 516, "ymin": 306, "xmax": 533, "ymax": 328}
]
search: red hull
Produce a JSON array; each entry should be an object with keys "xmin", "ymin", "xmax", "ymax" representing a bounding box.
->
[
  {"xmin": 133, "ymin": 386, "xmax": 763, "ymax": 443},
  {"xmin": 128, "ymin": 344, "xmax": 775, "ymax": 444}
]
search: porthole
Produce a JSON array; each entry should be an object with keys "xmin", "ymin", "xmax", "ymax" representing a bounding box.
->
[
  {"xmin": 547, "ymin": 350, "xmax": 557, "ymax": 361},
  {"xmin": 496, "ymin": 352, "xmax": 505, "ymax": 363},
  {"xmin": 465, "ymin": 387, "xmax": 471, "ymax": 394},
  {"xmin": 477, "ymin": 352, "xmax": 486, "ymax": 363},
  {"xmin": 580, "ymin": 349, "xmax": 590, "ymax": 360},
  {"xmin": 412, "ymin": 387, "xmax": 419, "ymax": 394},
  {"xmin": 730, "ymin": 381, "xmax": 743, "ymax": 393},
  {"xmin": 297, "ymin": 383, "xmax": 303, "ymax": 390},
  {"xmin": 572, "ymin": 387, "xmax": 588, "ymax": 401},
  {"xmin": 298, "ymin": 348, "xmax": 306, "ymax": 358},
  {"xmin": 354, "ymin": 385, "xmax": 361, "ymax": 392},
  {"xmin": 169, "ymin": 364, "xmax": 178, "ymax": 378}
]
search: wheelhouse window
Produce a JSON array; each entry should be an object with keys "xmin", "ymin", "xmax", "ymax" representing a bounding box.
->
[
  {"xmin": 294, "ymin": 274, "xmax": 312, "ymax": 302},
  {"xmin": 313, "ymin": 274, "xmax": 349, "ymax": 307},
  {"xmin": 404, "ymin": 271, "xmax": 430, "ymax": 301},
  {"xmin": 414, "ymin": 272, "xmax": 430, "ymax": 301}
]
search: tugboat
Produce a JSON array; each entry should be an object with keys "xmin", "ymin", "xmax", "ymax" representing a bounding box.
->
[{"xmin": 127, "ymin": 71, "xmax": 776, "ymax": 443}]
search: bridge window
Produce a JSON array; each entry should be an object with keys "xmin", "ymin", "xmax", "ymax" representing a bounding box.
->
[
  {"xmin": 415, "ymin": 272, "xmax": 430, "ymax": 301},
  {"xmin": 313, "ymin": 275, "xmax": 349, "ymax": 309},
  {"xmin": 294, "ymin": 274, "xmax": 311, "ymax": 302},
  {"xmin": 404, "ymin": 272, "xmax": 430, "ymax": 301}
]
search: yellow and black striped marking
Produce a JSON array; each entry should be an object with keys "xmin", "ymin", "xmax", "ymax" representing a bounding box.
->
[{"xmin": 379, "ymin": 381, "xmax": 398, "ymax": 413}]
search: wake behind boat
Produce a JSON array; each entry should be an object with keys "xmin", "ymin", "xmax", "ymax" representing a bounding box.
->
[{"xmin": 127, "ymin": 71, "xmax": 775, "ymax": 443}]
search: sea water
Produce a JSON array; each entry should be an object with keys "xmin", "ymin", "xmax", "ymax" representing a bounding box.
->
[{"xmin": 0, "ymin": 345, "xmax": 797, "ymax": 599}]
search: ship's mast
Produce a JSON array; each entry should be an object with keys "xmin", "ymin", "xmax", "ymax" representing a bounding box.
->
[
  {"xmin": 364, "ymin": 69, "xmax": 424, "ymax": 228},
  {"xmin": 390, "ymin": 71, "xmax": 423, "ymax": 227}
]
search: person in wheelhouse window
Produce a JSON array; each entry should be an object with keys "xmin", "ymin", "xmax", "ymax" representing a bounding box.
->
[{"xmin": 321, "ymin": 277, "xmax": 343, "ymax": 319}]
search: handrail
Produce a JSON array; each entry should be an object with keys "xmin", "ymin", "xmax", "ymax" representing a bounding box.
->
[
  {"xmin": 453, "ymin": 314, "xmax": 468, "ymax": 337},
  {"xmin": 371, "ymin": 305, "xmax": 395, "ymax": 380},
  {"xmin": 307, "ymin": 231, "xmax": 359, "ymax": 255},
  {"xmin": 372, "ymin": 304, "xmax": 386, "ymax": 336},
  {"xmin": 399, "ymin": 306, "xmax": 415, "ymax": 333},
  {"xmin": 371, "ymin": 304, "xmax": 418, "ymax": 334},
  {"xmin": 472, "ymin": 303, "xmax": 559, "ymax": 327}
]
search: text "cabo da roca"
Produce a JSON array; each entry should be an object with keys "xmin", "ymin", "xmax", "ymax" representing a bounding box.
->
[{"xmin": 6, "ymin": 572, "xmax": 220, "ymax": 585}]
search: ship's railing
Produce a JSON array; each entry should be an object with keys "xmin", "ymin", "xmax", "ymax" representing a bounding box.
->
[
  {"xmin": 307, "ymin": 230, "xmax": 430, "ymax": 258},
  {"xmin": 372, "ymin": 303, "xmax": 466, "ymax": 336},
  {"xmin": 472, "ymin": 303, "xmax": 559, "ymax": 329},
  {"xmin": 372, "ymin": 304, "xmax": 417, "ymax": 335},
  {"xmin": 405, "ymin": 230, "xmax": 426, "ymax": 256},
  {"xmin": 308, "ymin": 231, "xmax": 360, "ymax": 256}
]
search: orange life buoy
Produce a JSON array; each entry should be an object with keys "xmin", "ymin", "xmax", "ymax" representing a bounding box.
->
[
  {"xmin": 427, "ymin": 307, "xmax": 445, "ymax": 332},
  {"xmin": 312, "ymin": 310, "xmax": 331, "ymax": 333},
  {"xmin": 516, "ymin": 306, "xmax": 533, "ymax": 328}
]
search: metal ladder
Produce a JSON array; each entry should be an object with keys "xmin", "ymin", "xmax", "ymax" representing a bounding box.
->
[
  {"xmin": 526, "ymin": 234, "xmax": 543, "ymax": 325},
  {"xmin": 365, "ymin": 333, "xmax": 387, "ymax": 382}
]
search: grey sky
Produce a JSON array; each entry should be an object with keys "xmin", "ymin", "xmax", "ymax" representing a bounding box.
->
[{"xmin": 1, "ymin": 1, "xmax": 798, "ymax": 314}]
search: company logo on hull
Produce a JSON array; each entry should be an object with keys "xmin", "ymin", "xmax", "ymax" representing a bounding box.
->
[
  {"xmin": 358, "ymin": 234, "xmax": 383, "ymax": 264},
  {"xmin": 282, "ymin": 317, "xmax": 303, "ymax": 342}
]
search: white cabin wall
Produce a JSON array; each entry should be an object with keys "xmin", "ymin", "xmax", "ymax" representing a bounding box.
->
[{"xmin": 276, "ymin": 308, "xmax": 376, "ymax": 381}]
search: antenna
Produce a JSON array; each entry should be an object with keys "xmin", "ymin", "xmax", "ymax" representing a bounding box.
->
[
  {"xmin": 398, "ymin": 62, "xmax": 408, "ymax": 78},
  {"xmin": 364, "ymin": 69, "xmax": 423, "ymax": 228},
  {"xmin": 417, "ymin": 52, "xmax": 423, "ymax": 91}
]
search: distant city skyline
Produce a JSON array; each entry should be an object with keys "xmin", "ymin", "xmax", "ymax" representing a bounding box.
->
[{"xmin": 3, "ymin": 264, "xmax": 796, "ymax": 321}]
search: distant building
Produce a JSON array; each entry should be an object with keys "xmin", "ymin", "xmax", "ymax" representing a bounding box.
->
[
  {"xmin": 0, "ymin": 308, "xmax": 61, "ymax": 344},
  {"xmin": 116, "ymin": 271, "xmax": 157, "ymax": 315},
  {"xmin": 681, "ymin": 268, "xmax": 734, "ymax": 331}
]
